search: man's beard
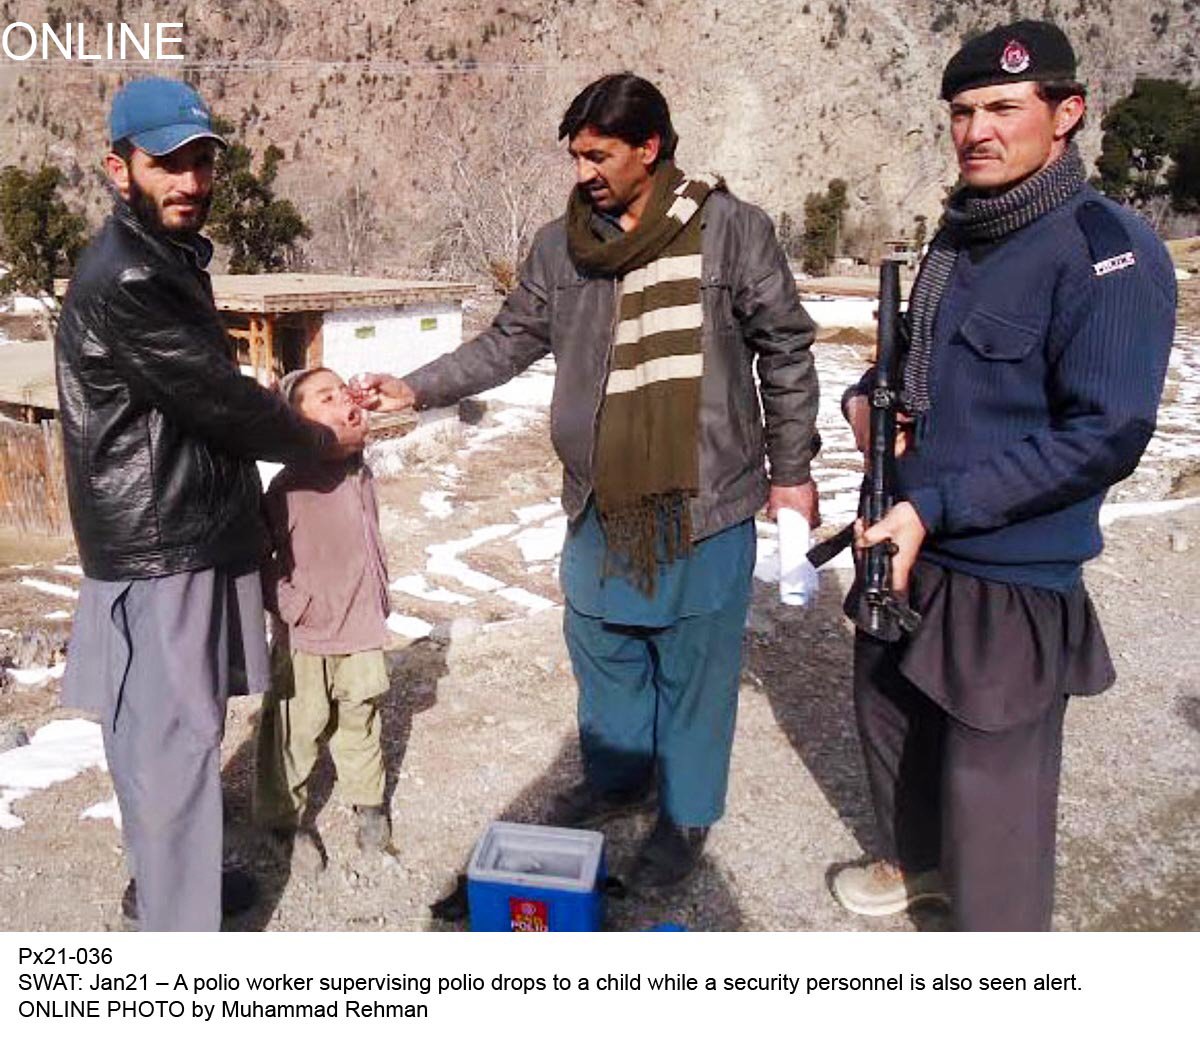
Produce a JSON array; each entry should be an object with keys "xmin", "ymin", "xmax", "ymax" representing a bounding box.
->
[{"xmin": 127, "ymin": 176, "xmax": 211, "ymax": 236}]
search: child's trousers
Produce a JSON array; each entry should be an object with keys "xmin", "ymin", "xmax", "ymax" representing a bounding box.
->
[{"xmin": 255, "ymin": 646, "xmax": 390, "ymax": 827}]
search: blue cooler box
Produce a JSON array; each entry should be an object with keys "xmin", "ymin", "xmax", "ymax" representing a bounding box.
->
[{"xmin": 467, "ymin": 822, "xmax": 606, "ymax": 932}]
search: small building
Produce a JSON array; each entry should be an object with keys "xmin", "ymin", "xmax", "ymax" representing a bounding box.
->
[
  {"xmin": 881, "ymin": 238, "xmax": 919, "ymax": 267},
  {"xmin": 0, "ymin": 340, "xmax": 68, "ymax": 536},
  {"xmin": 47, "ymin": 272, "xmax": 476, "ymax": 384},
  {"xmin": 212, "ymin": 274, "xmax": 474, "ymax": 383},
  {"xmin": 830, "ymin": 256, "xmax": 868, "ymax": 276},
  {"xmin": 0, "ymin": 339, "xmax": 57, "ymax": 424}
]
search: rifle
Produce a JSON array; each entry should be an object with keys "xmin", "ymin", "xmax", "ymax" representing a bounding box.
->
[{"xmin": 807, "ymin": 259, "xmax": 920, "ymax": 641}]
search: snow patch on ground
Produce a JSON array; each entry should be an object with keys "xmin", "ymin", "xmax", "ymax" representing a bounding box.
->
[
  {"xmin": 426, "ymin": 524, "xmax": 518, "ymax": 593},
  {"xmin": 5, "ymin": 662, "xmax": 65, "ymax": 686},
  {"xmin": 496, "ymin": 587, "xmax": 557, "ymax": 613},
  {"xmin": 802, "ymin": 296, "xmax": 878, "ymax": 330},
  {"xmin": 513, "ymin": 516, "xmax": 568, "ymax": 564},
  {"xmin": 365, "ymin": 409, "xmax": 461, "ymax": 477},
  {"xmin": 419, "ymin": 490, "xmax": 454, "ymax": 519},
  {"xmin": 386, "ymin": 613, "xmax": 434, "ymax": 640},
  {"xmin": 478, "ymin": 358, "xmax": 556, "ymax": 408},
  {"xmin": 512, "ymin": 500, "xmax": 562, "ymax": 526},
  {"xmin": 19, "ymin": 578, "xmax": 79, "ymax": 600},
  {"xmin": 390, "ymin": 574, "xmax": 474, "ymax": 606},
  {"xmin": 0, "ymin": 719, "xmax": 107, "ymax": 831},
  {"xmin": 406, "ymin": 504, "xmax": 569, "ymax": 625},
  {"xmin": 1100, "ymin": 497, "xmax": 1200, "ymax": 528},
  {"xmin": 433, "ymin": 463, "xmax": 462, "ymax": 485},
  {"xmin": 80, "ymin": 796, "xmax": 121, "ymax": 829},
  {"xmin": 463, "ymin": 408, "xmax": 541, "ymax": 453},
  {"xmin": 810, "ymin": 343, "xmax": 868, "ymax": 525}
]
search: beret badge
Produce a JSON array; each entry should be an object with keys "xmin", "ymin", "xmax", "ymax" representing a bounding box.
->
[{"xmin": 1000, "ymin": 39, "xmax": 1032, "ymax": 75}]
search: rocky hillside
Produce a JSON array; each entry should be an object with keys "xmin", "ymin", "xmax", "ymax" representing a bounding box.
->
[{"xmin": 1, "ymin": 0, "xmax": 1198, "ymax": 273}]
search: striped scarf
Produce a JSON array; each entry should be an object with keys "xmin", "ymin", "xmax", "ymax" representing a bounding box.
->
[
  {"xmin": 566, "ymin": 162, "xmax": 723, "ymax": 592},
  {"xmin": 902, "ymin": 142, "xmax": 1086, "ymax": 414}
]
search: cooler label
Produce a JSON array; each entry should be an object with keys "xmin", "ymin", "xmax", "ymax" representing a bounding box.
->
[{"xmin": 509, "ymin": 897, "xmax": 550, "ymax": 931}]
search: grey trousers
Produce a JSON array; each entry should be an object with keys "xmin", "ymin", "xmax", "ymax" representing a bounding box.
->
[
  {"xmin": 854, "ymin": 631, "xmax": 1068, "ymax": 931},
  {"xmin": 103, "ymin": 654, "xmax": 225, "ymax": 932},
  {"xmin": 64, "ymin": 568, "xmax": 268, "ymax": 931}
]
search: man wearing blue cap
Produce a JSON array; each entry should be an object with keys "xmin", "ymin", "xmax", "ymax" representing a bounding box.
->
[
  {"xmin": 56, "ymin": 78, "xmax": 350, "ymax": 930},
  {"xmin": 831, "ymin": 22, "xmax": 1176, "ymax": 929}
]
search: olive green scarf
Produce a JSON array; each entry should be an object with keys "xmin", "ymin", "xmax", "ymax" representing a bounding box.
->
[{"xmin": 567, "ymin": 161, "xmax": 723, "ymax": 592}]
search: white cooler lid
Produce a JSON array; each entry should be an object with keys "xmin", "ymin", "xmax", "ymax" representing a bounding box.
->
[{"xmin": 468, "ymin": 821, "xmax": 604, "ymax": 893}]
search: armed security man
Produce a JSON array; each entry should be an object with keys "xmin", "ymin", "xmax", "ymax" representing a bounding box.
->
[
  {"xmin": 56, "ymin": 79, "xmax": 351, "ymax": 930},
  {"xmin": 357, "ymin": 73, "xmax": 820, "ymax": 888},
  {"xmin": 833, "ymin": 22, "xmax": 1176, "ymax": 929}
]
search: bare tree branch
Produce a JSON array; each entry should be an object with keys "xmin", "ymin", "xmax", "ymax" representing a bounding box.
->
[{"xmin": 425, "ymin": 81, "xmax": 568, "ymax": 292}]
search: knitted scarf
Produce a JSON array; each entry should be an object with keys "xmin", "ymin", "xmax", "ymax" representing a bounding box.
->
[
  {"xmin": 566, "ymin": 161, "xmax": 723, "ymax": 592},
  {"xmin": 902, "ymin": 142, "xmax": 1087, "ymax": 414}
]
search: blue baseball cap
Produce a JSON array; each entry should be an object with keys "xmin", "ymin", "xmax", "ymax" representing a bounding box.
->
[{"xmin": 108, "ymin": 78, "xmax": 226, "ymax": 156}]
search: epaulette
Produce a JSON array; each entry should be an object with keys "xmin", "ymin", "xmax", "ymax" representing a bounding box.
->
[{"xmin": 1076, "ymin": 200, "xmax": 1137, "ymax": 278}]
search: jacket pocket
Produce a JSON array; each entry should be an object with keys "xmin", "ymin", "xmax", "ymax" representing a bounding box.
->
[{"xmin": 959, "ymin": 310, "xmax": 1040, "ymax": 362}]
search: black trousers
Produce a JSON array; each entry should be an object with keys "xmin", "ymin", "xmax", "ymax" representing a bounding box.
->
[{"xmin": 854, "ymin": 630, "xmax": 1068, "ymax": 930}]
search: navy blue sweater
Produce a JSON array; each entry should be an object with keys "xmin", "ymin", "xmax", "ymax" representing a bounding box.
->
[{"xmin": 855, "ymin": 186, "xmax": 1176, "ymax": 591}]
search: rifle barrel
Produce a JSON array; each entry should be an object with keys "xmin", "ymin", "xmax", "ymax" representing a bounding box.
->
[{"xmin": 864, "ymin": 260, "xmax": 903, "ymax": 634}]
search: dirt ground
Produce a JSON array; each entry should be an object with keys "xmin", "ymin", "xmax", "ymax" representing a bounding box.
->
[
  {"xmin": 1, "ymin": 341, "xmax": 1198, "ymax": 932},
  {"xmin": 1178, "ymin": 279, "xmax": 1200, "ymax": 327}
]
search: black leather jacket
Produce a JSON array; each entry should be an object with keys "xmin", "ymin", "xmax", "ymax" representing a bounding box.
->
[
  {"xmin": 55, "ymin": 202, "xmax": 333, "ymax": 581},
  {"xmin": 406, "ymin": 190, "xmax": 819, "ymax": 540}
]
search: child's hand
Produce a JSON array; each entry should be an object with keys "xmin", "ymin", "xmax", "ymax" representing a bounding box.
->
[{"xmin": 349, "ymin": 373, "xmax": 416, "ymax": 413}]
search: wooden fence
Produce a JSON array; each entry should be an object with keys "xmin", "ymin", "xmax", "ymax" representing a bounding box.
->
[{"xmin": 0, "ymin": 419, "xmax": 72, "ymax": 538}]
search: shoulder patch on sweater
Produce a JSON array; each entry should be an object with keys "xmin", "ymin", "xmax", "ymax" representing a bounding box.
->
[{"xmin": 1076, "ymin": 200, "xmax": 1136, "ymax": 278}]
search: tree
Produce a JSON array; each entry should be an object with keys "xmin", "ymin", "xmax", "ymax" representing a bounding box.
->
[
  {"xmin": 425, "ymin": 84, "xmax": 566, "ymax": 293},
  {"xmin": 324, "ymin": 176, "xmax": 384, "ymax": 275},
  {"xmin": 1093, "ymin": 78, "xmax": 1200, "ymax": 224},
  {"xmin": 0, "ymin": 164, "xmax": 87, "ymax": 331},
  {"xmin": 912, "ymin": 214, "xmax": 929, "ymax": 255},
  {"xmin": 777, "ymin": 210, "xmax": 804, "ymax": 259},
  {"xmin": 801, "ymin": 178, "xmax": 848, "ymax": 276},
  {"xmin": 207, "ymin": 119, "xmax": 311, "ymax": 274}
]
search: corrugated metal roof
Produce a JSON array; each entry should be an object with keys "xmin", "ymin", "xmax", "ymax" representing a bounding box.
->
[{"xmin": 210, "ymin": 274, "xmax": 474, "ymax": 313}]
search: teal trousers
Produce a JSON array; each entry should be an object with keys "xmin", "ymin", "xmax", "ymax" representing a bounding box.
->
[{"xmin": 563, "ymin": 579, "xmax": 752, "ymax": 827}]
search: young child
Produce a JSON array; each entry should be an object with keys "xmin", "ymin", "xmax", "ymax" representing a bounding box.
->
[{"xmin": 254, "ymin": 367, "xmax": 392, "ymax": 865}]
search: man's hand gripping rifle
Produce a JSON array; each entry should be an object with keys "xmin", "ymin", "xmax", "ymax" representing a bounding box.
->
[{"xmin": 806, "ymin": 259, "xmax": 920, "ymax": 641}]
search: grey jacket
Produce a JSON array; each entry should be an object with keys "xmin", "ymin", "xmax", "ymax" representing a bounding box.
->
[{"xmin": 405, "ymin": 190, "xmax": 820, "ymax": 540}]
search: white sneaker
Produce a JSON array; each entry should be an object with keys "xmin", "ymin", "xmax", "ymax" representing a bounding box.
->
[{"xmin": 832, "ymin": 860, "xmax": 949, "ymax": 917}]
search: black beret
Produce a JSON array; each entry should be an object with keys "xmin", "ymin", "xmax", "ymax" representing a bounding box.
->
[{"xmin": 941, "ymin": 20, "xmax": 1077, "ymax": 101}]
